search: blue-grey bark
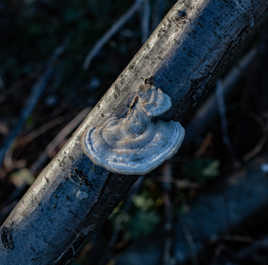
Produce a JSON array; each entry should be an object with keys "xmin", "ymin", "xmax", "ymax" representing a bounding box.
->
[{"xmin": 0, "ymin": 0, "xmax": 267, "ymax": 264}]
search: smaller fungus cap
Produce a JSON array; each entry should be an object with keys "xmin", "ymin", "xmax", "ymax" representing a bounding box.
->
[{"xmin": 82, "ymin": 86, "xmax": 185, "ymax": 175}]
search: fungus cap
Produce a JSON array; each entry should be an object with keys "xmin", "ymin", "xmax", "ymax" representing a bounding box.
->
[{"xmin": 82, "ymin": 86, "xmax": 185, "ymax": 175}]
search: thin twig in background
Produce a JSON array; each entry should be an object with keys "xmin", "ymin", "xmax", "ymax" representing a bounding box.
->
[
  {"xmin": 140, "ymin": 0, "xmax": 151, "ymax": 43},
  {"xmin": 83, "ymin": 0, "xmax": 144, "ymax": 70},
  {"xmin": 16, "ymin": 116, "xmax": 67, "ymax": 148},
  {"xmin": 152, "ymin": 0, "xmax": 167, "ymax": 30},
  {"xmin": 174, "ymin": 179, "xmax": 200, "ymax": 190},
  {"xmin": 0, "ymin": 41, "xmax": 66, "ymax": 168},
  {"xmin": 31, "ymin": 108, "xmax": 89, "ymax": 174},
  {"xmin": 0, "ymin": 79, "xmax": 33, "ymax": 104},
  {"xmin": 216, "ymin": 80, "xmax": 239, "ymax": 165},
  {"xmin": 182, "ymin": 223, "xmax": 199, "ymax": 265},
  {"xmin": 185, "ymin": 48, "xmax": 257, "ymax": 145},
  {"xmin": 210, "ymin": 245, "xmax": 226, "ymax": 265},
  {"xmin": 161, "ymin": 163, "xmax": 174, "ymax": 265},
  {"xmin": 194, "ymin": 133, "xmax": 213, "ymax": 157},
  {"xmin": 99, "ymin": 176, "xmax": 144, "ymax": 265},
  {"xmin": 243, "ymin": 116, "xmax": 267, "ymax": 161},
  {"xmin": 237, "ymin": 236, "xmax": 268, "ymax": 260},
  {"xmin": 221, "ymin": 235, "xmax": 252, "ymax": 244},
  {"xmin": 3, "ymin": 145, "xmax": 26, "ymax": 171}
]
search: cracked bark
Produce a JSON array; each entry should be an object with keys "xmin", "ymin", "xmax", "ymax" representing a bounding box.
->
[{"xmin": 0, "ymin": 0, "xmax": 268, "ymax": 264}]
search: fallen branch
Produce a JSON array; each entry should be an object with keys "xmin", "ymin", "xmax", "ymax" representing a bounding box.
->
[{"xmin": 0, "ymin": 0, "xmax": 268, "ymax": 264}]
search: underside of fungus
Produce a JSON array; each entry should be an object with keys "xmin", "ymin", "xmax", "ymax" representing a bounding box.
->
[{"xmin": 82, "ymin": 85, "xmax": 185, "ymax": 175}]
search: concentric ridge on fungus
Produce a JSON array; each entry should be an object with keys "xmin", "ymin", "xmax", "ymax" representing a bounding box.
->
[{"xmin": 82, "ymin": 85, "xmax": 185, "ymax": 175}]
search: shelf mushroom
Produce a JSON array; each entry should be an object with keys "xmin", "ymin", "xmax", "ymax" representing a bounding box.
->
[{"xmin": 82, "ymin": 85, "xmax": 185, "ymax": 175}]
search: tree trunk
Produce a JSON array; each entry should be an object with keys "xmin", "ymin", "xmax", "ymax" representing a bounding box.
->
[{"xmin": 0, "ymin": 0, "xmax": 267, "ymax": 264}]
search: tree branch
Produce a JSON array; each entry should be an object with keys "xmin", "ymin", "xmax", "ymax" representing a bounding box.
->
[
  {"xmin": 0, "ymin": 0, "xmax": 267, "ymax": 264},
  {"xmin": 83, "ymin": 0, "xmax": 145, "ymax": 70}
]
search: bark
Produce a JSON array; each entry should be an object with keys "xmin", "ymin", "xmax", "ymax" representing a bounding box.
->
[{"xmin": 0, "ymin": 0, "xmax": 268, "ymax": 264}]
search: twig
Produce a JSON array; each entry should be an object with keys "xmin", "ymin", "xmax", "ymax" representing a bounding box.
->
[
  {"xmin": 243, "ymin": 114, "xmax": 267, "ymax": 161},
  {"xmin": 16, "ymin": 116, "xmax": 67, "ymax": 148},
  {"xmin": 0, "ymin": 41, "xmax": 66, "ymax": 168},
  {"xmin": 140, "ymin": 0, "xmax": 151, "ymax": 43},
  {"xmin": 83, "ymin": 0, "xmax": 144, "ymax": 70},
  {"xmin": 152, "ymin": 0, "xmax": 166, "ymax": 30},
  {"xmin": 216, "ymin": 80, "xmax": 239, "ymax": 165},
  {"xmin": 182, "ymin": 223, "xmax": 199, "ymax": 265},
  {"xmin": 210, "ymin": 245, "xmax": 226, "ymax": 265},
  {"xmin": 0, "ymin": 79, "xmax": 32, "ymax": 105},
  {"xmin": 221, "ymin": 235, "xmax": 252, "ymax": 243},
  {"xmin": 194, "ymin": 133, "xmax": 213, "ymax": 157},
  {"xmin": 31, "ymin": 108, "xmax": 89, "ymax": 174},
  {"xmin": 175, "ymin": 179, "xmax": 200, "ymax": 190},
  {"xmin": 99, "ymin": 176, "xmax": 144, "ymax": 265},
  {"xmin": 237, "ymin": 236, "xmax": 268, "ymax": 260},
  {"xmin": 216, "ymin": 79, "xmax": 244, "ymax": 240},
  {"xmin": 185, "ymin": 48, "xmax": 257, "ymax": 145},
  {"xmin": 3, "ymin": 146, "xmax": 26, "ymax": 171},
  {"xmin": 161, "ymin": 163, "xmax": 174, "ymax": 265}
]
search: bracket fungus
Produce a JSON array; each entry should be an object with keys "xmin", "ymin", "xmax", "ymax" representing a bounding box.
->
[{"xmin": 82, "ymin": 85, "xmax": 185, "ymax": 175}]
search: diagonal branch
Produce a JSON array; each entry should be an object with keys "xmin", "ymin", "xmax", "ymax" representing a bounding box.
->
[
  {"xmin": 0, "ymin": 0, "xmax": 267, "ymax": 264},
  {"xmin": 83, "ymin": 0, "xmax": 145, "ymax": 70}
]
